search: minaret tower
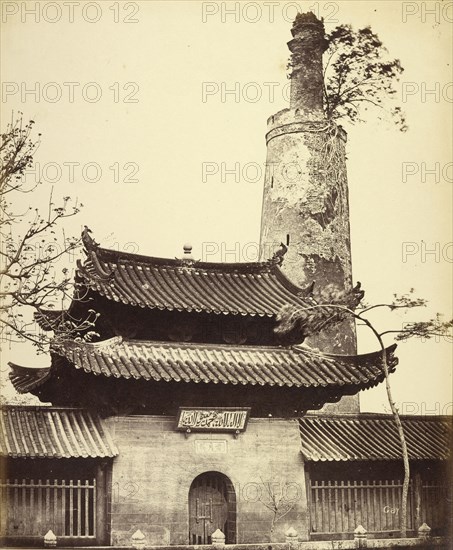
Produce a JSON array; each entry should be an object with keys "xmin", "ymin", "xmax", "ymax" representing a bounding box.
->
[{"xmin": 260, "ymin": 13, "xmax": 359, "ymax": 412}]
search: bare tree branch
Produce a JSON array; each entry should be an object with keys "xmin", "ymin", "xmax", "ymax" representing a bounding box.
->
[{"xmin": 0, "ymin": 113, "xmax": 95, "ymax": 362}]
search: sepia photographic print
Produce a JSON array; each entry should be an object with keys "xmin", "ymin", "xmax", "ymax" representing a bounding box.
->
[{"xmin": 0, "ymin": 1, "xmax": 452, "ymax": 549}]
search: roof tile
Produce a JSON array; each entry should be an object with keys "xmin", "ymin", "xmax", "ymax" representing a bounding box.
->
[
  {"xmin": 300, "ymin": 415, "xmax": 451, "ymax": 461},
  {"xmin": 45, "ymin": 338, "xmax": 397, "ymax": 390},
  {"xmin": 74, "ymin": 228, "xmax": 325, "ymax": 317},
  {"xmin": 0, "ymin": 407, "xmax": 118, "ymax": 459}
]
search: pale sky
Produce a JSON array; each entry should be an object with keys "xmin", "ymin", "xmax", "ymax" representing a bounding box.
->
[{"xmin": 1, "ymin": 0, "xmax": 452, "ymax": 413}]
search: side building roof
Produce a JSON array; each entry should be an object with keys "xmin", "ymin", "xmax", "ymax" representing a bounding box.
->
[
  {"xmin": 299, "ymin": 413, "xmax": 452, "ymax": 461},
  {"xmin": 0, "ymin": 406, "xmax": 118, "ymax": 459}
]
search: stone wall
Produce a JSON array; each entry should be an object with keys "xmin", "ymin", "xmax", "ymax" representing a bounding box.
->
[{"xmin": 106, "ymin": 416, "xmax": 308, "ymax": 546}]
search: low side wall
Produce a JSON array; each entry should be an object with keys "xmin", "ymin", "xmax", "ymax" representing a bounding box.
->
[
  {"xmin": 140, "ymin": 539, "xmax": 448, "ymax": 550},
  {"xmin": 8, "ymin": 536, "xmax": 447, "ymax": 549}
]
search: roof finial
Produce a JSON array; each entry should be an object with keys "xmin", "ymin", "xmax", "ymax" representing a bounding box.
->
[{"xmin": 183, "ymin": 243, "xmax": 193, "ymax": 260}]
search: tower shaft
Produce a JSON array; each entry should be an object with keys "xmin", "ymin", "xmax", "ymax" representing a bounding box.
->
[{"xmin": 260, "ymin": 13, "xmax": 358, "ymax": 413}]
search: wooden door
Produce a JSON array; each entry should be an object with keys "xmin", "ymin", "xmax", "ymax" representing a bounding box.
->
[{"xmin": 189, "ymin": 473, "xmax": 228, "ymax": 545}]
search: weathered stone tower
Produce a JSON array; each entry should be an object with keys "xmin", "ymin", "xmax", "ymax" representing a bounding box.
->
[{"xmin": 260, "ymin": 13, "xmax": 359, "ymax": 412}]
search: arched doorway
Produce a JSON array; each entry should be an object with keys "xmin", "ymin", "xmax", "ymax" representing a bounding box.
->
[{"xmin": 188, "ymin": 472, "xmax": 236, "ymax": 544}]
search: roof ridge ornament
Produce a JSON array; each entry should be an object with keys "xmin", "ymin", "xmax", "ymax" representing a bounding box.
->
[
  {"xmin": 63, "ymin": 335, "xmax": 123, "ymax": 350},
  {"xmin": 81, "ymin": 226, "xmax": 99, "ymax": 252},
  {"xmin": 303, "ymin": 281, "xmax": 315, "ymax": 296},
  {"xmin": 181, "ymin": 242, "xmax": 194, "ymax": 263},
  {"xmin": 269, "ymin": 242, "xmax": 288, "ymax": 265},
  {"xmin": 78, "ymin": 228, "xmax": 116, "ymax": 281},
  {"xmin": 183, "ymin": 243, "xmax": 193, "ymax": 259}
]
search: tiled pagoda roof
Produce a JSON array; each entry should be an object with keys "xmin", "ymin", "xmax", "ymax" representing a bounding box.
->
[
  {"xmin": 74, "ymin": 227, "xmax": 363, "ymax": 318},
  {"xmin": 299, "ymin": 414, "xmax": 452, "ymax": 461},
  {"xmin": 9, "ymin": 338, "xmax": 397, "ymax": 392}
]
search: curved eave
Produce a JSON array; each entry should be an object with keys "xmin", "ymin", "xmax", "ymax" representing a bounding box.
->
[
  {"xmin": 34, "ymin": 309, "xmax": 68, "ymax": 331},
  {"xmin": 9, "ymin": 362, "xmax": 52, "ymax": 394},
  {"xmin": 324, "ymin": 343, "xmax": 398, "ymax": 361}
]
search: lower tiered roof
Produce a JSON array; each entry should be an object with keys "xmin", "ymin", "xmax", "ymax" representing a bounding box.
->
[{"xmin": 9, "ymin": 338, "xmax": 397, "ymax": 393}]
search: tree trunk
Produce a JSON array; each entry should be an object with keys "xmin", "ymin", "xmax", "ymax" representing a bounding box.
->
[{"xmin": 381, "ymin": 347, "xmax": 410, "ymax": 537}]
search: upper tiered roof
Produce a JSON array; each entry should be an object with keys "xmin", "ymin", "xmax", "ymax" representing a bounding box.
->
[{"xmin": 75, "ymin": 227, "xmax": 362, "ymax": 318}]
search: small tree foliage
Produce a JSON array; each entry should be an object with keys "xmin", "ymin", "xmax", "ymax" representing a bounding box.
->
[
  {"xmin": 323, "ymin": 24, "xmax": 407, "ymax": 131},
  {"xmin": 275, "ymin": 282, "xmax": 364, "ymax": 339}
]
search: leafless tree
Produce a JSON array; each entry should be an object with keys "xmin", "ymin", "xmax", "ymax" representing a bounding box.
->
[
  {"xmin": 258, "ymin": 476, "xmax": 298, "ymax": 540},
  {"xmin": 0, "ymin": 112, "xmax": 98, "ymax": 354}
]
